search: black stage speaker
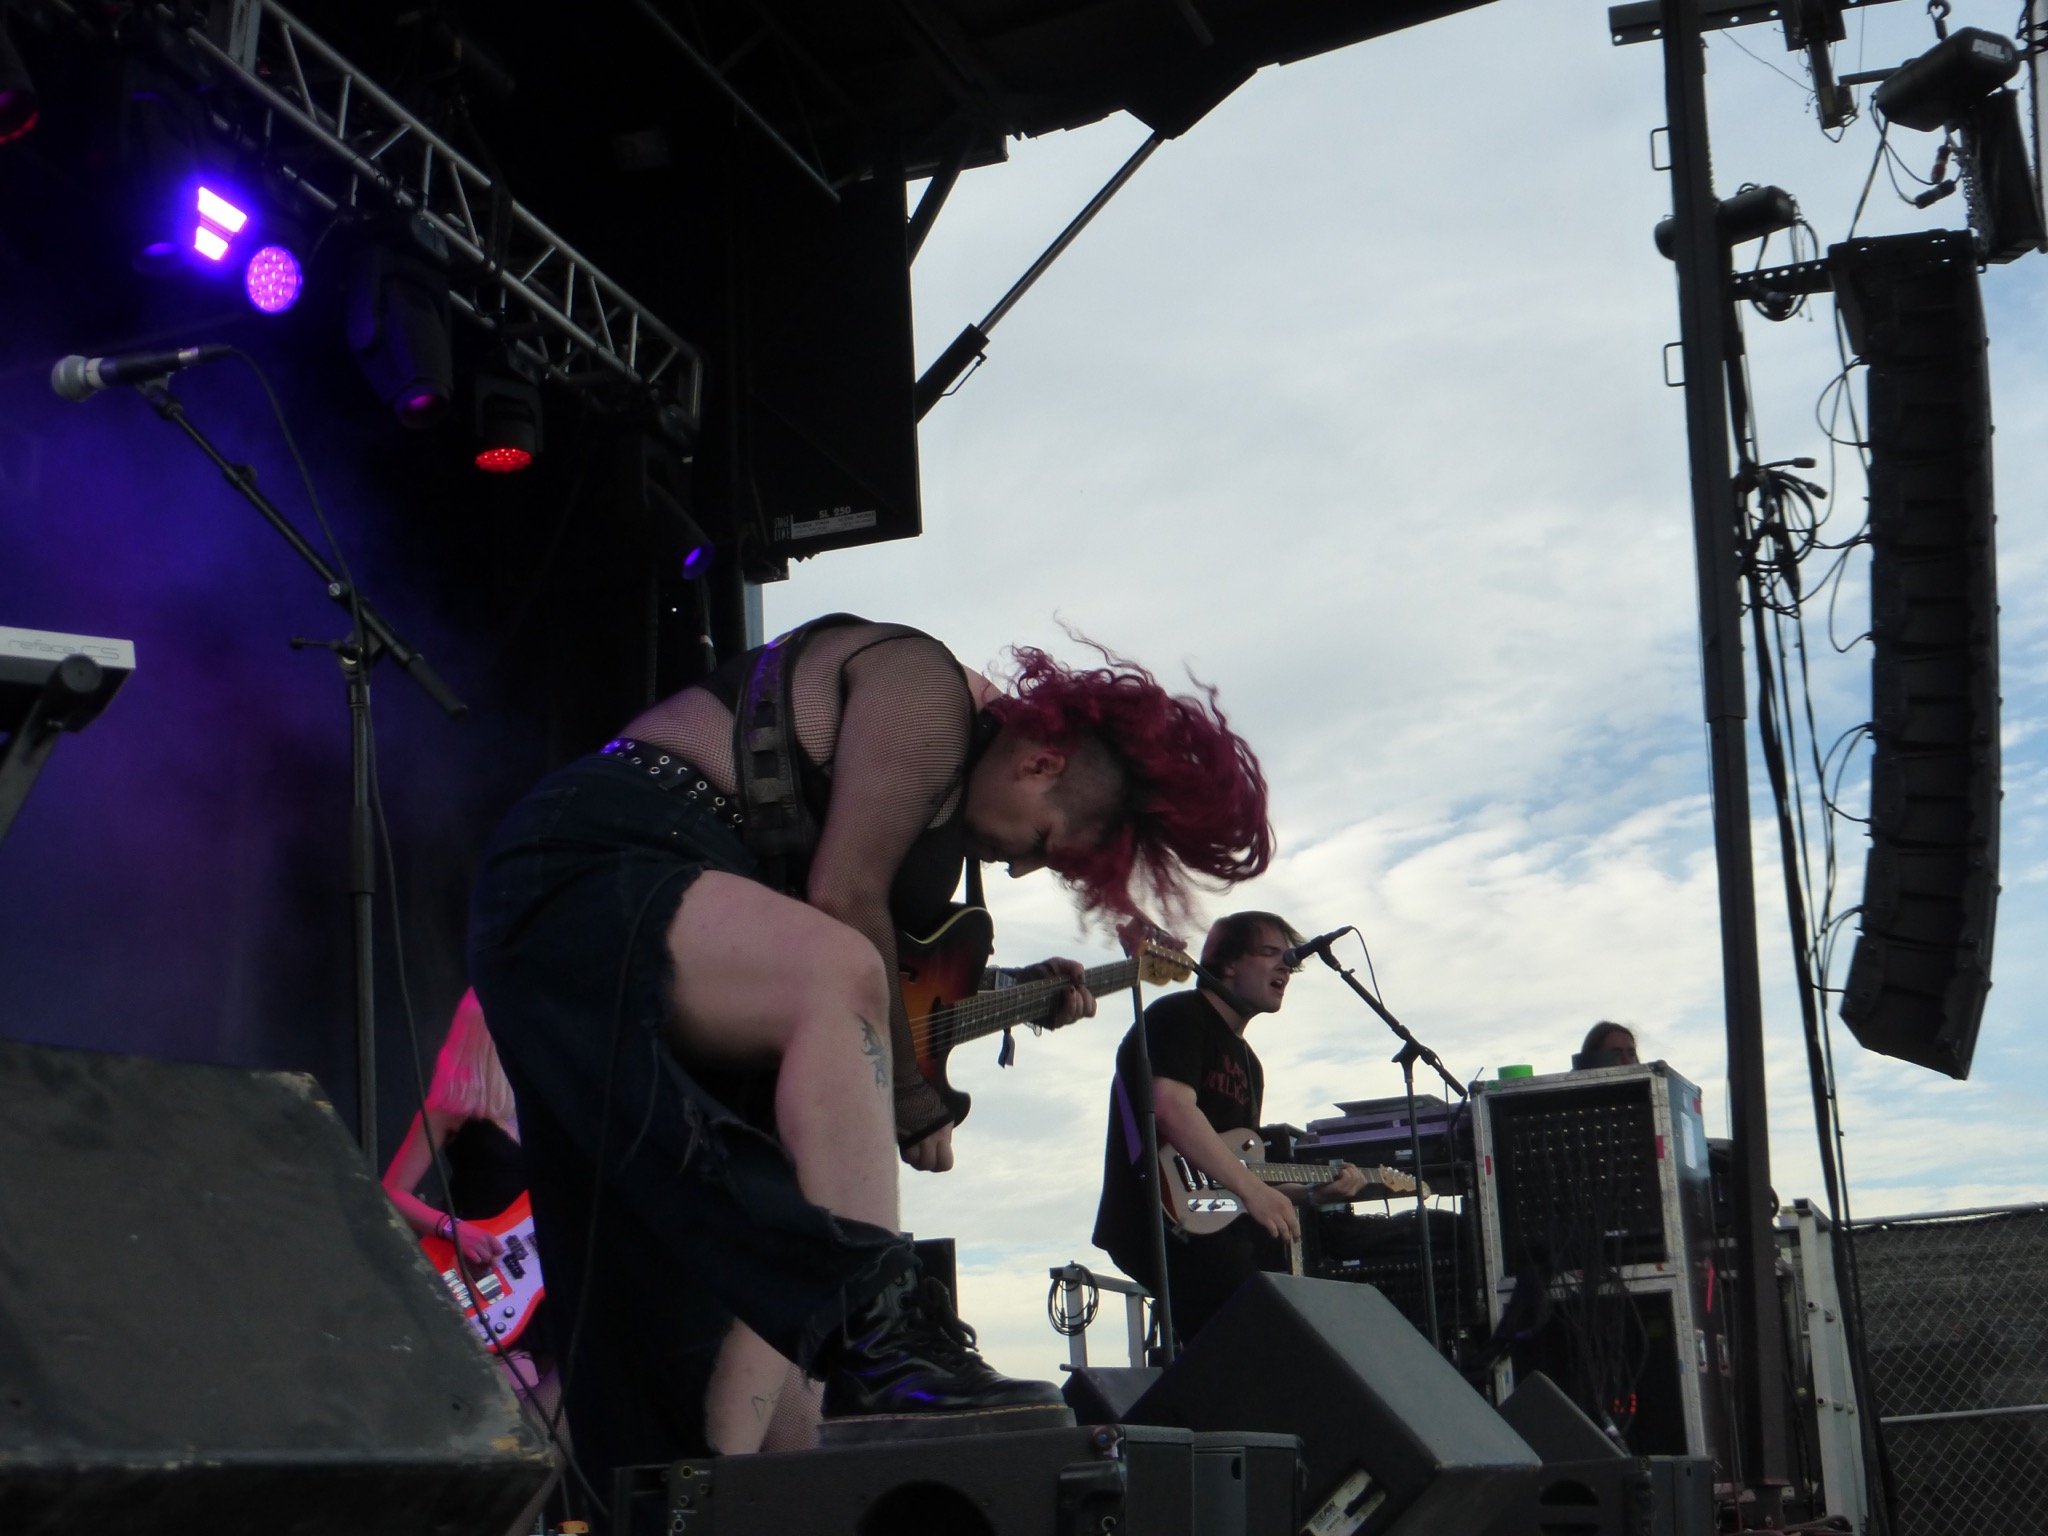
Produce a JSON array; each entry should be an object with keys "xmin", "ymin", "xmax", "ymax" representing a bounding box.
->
[
  {"xmin": 1061, "ymin": 1364, "xmax": 1164, "ymax": 1425},
  {"xmin": 736, "ymin": 136, "xmax": 921, "ymax": 567},
  {"xmin": 1484, "ymin": 1376, "xmax": 1717, "ymax": 1536},
  {"xmin": 1195, "ymin": 1431, "xmax": 1305, "ymax": 1536},
  {"xmin": 646, "ymin": 1423, "xmax": 1300, "ymax": 1536},
  {"xmin": 1486, "ymin": 1373, "xmax": 1642, "ymax": 1536},
  {"xmin": 1645, "ymin": 1458, "xmax": 1716, "ymax": 1536},
  {"xmin": 0, "ymin": 1040, "xmax": 554, "ymax": 1536},
  {"xmin": 1832, "ymin": 230, "xmax": 2000, "ymax": 1080},
  {"xmin": 1498, "ymin": 1372, "xmax": 1627, "ymax": 1465},
  {"xmin": 1127, "ymin": 1274, "xmax": 1539, "ymax": 1536}
]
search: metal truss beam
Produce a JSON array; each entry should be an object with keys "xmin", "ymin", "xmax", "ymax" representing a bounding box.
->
[
  {"xmin": 188, "ymin": 0, "xmax": 699, "ymax": 421},
  {"xmin": 1608, "ymin": 0, "xmax": 1901, "ymax": 48}
]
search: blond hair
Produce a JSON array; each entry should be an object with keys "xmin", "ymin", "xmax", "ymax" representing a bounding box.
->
[{"xmin": 425, "ymin": 988, "xmax": 518, "ymax": 1133}]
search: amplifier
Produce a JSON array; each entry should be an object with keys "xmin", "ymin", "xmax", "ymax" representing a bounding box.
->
[
  {"xmin": 1474, "ymin": 1064, "xmax": 1715, "ymax": 1274},
  {"xmin": 1472, "ymin": 1064, "xmax": 1730, "ymax": 1471},
  {"xmin": 1308, "ymin": 1207, "xmax": 1488, "ymax": 1343}
]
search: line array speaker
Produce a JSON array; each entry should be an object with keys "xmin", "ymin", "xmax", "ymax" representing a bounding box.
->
[{"xmin": 1832, "ymin": 229, "xmax": 2000, "ymax": 1080}]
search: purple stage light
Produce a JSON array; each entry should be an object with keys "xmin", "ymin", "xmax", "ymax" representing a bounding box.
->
[
  {"xmin": 244, "ymin": 245, "xmax": 304, "ymax": 313},
  {"xmin": 681, "ymin": 542, "xmax": 714, "ymax": 579},
  {"xmin": 189, "ymin": 185, "xmax": 250, "ymax": 266},
  {"xmin": 395, "ymin": 386, "xmax": 448, "ymax": 427},
  {"xmin": 194, "ymin": 186, "xmax": 249, "ymax": 233}
]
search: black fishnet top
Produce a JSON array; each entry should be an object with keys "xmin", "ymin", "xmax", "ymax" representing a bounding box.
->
[{"xmin": 622, "ymin": 617, "xmax": 980, "ymax": 1141}]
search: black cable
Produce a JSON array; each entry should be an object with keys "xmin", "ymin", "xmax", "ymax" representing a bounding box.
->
[
  {"xmin": 1847, "ymin": 119, "xmax": 1893, "ymax": 239},
  {"xmin": 1046, "ymin": 1269, "xmax": 1100, "ymax": 1337},
  {"xmin": 1717, "ymin": 27, "xmax": 1822, "ymax": 95},
  {"xmin": 1729, "ymin": 351, "xmax": 1904, "ymax": 1533}
]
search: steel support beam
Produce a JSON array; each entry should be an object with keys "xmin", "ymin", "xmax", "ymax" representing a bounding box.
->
[
  {"xmin": 191, "ymin": 1, "xmax": 701, "ymax": 417},
  {"xmin": 1656, "ymin": 0, "xmax": 1792, "ymax": 1518}
]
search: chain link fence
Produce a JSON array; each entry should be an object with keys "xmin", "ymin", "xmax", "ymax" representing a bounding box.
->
[{"xmin": 1851, "ymin": 1204, "xmax": 2048, "ymax": 1536}]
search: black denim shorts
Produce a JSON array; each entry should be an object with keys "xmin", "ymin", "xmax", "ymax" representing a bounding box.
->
[{"xmin": 467, "ymin": 752, "xmax": 900, "ymax": 1467}]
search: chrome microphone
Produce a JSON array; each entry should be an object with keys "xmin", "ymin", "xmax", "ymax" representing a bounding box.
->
[{"xmin": 51, "ymin": 345, "xmax": 232, "ymax": 402}]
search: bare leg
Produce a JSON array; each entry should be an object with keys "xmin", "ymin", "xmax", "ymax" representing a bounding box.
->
[
  {"xmin": 704, "ymin": 1321, "xmax": 824, "ymax": 1456},
  {"xmin": 662, "ymin": 871, "xmax": 901, "ymax": 1439},
  {"xmin": 662, "ymin": 870, "xmax": 900, "ymax": 1229},
  {"xmin": 659, "ymin": 871, "xmax": 1062, "ymax": 1445},
  {"xmin": 762, "ymin": 1361, "xmax": 822, "ymax": 1451},
  {"xmin": 704, "ymin": 1322, "xmax": 794, "ymax": 1454}
]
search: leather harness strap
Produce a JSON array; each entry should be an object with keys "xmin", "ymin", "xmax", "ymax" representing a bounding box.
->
[{"xmin": 734, "ymin": 626, "xmax": 820, "ymax": 894}]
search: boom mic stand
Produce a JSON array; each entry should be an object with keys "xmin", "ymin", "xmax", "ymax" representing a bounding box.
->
[
  {"xmin": 1308, "ymin": 945, "xmax": 1466, "ymax": 1352},
  {"xmin": 136, "ymin": 377, "xmax": 466, "ymax": 1169}
]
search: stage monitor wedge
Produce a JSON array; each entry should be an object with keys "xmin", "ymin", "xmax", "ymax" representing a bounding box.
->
[
  {"xmin": 1127, "ymin": 1273, "xmax": 1539, "ymax": 1536},
  {"xmin": 0, "ymin": 1040, "xmax": 554, "ymax": 1536}
]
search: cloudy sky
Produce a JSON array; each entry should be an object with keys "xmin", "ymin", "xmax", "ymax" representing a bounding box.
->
[{"xmin": 761, "ymin": 0, "xmax": 2048, "ymax": 1380}]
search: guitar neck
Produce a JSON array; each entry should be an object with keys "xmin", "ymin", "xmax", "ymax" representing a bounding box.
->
[
  {"xmin": 1247, "ymin": 1162, "xmax": 1339, "ymax": 1188},
  {"xmin": 929, "ymin": 956, "xmax": 1142, "ymax": 1053}
]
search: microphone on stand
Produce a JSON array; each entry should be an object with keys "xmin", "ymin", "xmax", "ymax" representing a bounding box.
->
[
  {"xmin": 51, "ymin": 345, "xmax": 232, "ymax": 402},
  {"xmin": 1281, "ymin": 925, "xmax": 1356, "ymax": 968}
]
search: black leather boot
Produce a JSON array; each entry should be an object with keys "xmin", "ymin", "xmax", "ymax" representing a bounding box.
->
[{"xmin": 816, "ymin": 1263, "xmax": 1074, "ymax": 1445}]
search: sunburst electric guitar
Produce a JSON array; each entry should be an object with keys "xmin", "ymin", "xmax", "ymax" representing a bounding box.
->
[
  {"xmin": 418, "ymin": 1192, "xmax": 545, "ymax": 1351},
  {"xmin": 1160, "ymin": 1128, "xmax": 1427, "ymax": 1236},
  {"xmin": 898, "ymin": 904, "xmax": 1192, "ymax": 1124}
]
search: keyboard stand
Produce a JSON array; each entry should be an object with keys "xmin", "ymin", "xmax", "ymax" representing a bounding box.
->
[{"xmin": 1, "ymin": 653, "xmax": 115, "ymax": 847}]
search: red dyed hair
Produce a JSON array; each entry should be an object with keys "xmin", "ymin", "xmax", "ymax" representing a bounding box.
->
[{"xmin": 987, "ymin": 640, "xmax": 1273, "ymax": 922}]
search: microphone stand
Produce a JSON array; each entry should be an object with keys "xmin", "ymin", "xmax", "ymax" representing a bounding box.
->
[
  {"xmin": 1124, "ymin": 979, "xmax": 1178, "ymax": 1365},
  {"xmin": 1310, "ymin": 946, "xmax": 1466, "ymax": 1353},
  {"xmin": 136, "ymin": 378, "xmax": 466, "ymax": 1169}
]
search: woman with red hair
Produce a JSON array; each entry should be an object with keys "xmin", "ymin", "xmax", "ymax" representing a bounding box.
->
[{"xmin": 469, "ymin": 614, "xmax": 1270, "ymax": 1491}]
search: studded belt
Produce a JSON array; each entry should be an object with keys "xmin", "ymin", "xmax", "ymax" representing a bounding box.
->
[{"xmin": 599, "ymin": 737, "xmax": 744, "ymax": 828}]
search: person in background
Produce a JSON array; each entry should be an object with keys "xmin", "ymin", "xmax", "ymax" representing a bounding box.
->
[
  {"xmin": 1572, "ymin": 1021, "xmax": 1640, "ymax": 1070},
  {"xmin": 382, "ymin": 987, "xmax": 558, "ymax": 1424},
  {"xmin": 1093, "ymin": 910, "xmax": 1369, "ymax": 1345}
]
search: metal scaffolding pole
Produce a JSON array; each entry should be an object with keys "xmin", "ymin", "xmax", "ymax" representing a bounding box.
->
[{"xmin": 1656, "ymin": 0, "xmax": 1792, "ymax": 1519}]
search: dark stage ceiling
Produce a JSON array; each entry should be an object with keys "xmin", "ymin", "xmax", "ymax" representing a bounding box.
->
[{"xmin": 294, "ymin": 0, "xmax": 1499, "ymax": 187}]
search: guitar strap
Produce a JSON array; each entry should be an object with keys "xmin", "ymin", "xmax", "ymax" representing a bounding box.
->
[{"xmin": 733, "ymin": 616, "xmax": 852, "ymax": 892}]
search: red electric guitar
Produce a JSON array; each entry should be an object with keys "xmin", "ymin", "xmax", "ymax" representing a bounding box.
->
[
  {"xmin": 418, "ymin": 1193, "xmax": 545, "ymax": 1351},
  {"xmin": 898, "ymin": 904, "xmax": 1193, "ymax": 1124}
]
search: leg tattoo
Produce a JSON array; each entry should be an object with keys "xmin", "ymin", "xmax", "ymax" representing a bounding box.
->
[{"xmin": 857, "ymin": 1015, "xmax": 888, "ymax": 1091}]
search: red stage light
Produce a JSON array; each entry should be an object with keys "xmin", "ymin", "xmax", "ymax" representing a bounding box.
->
[{"xmin": 474, "ymin": 445, "xmax": 534, "ymax": 474}]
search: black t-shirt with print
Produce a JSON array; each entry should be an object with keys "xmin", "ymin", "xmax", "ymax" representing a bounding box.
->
[{"xmin": 1092, "ymin": 987, "xmax": 1264, "ymax": 1267}]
